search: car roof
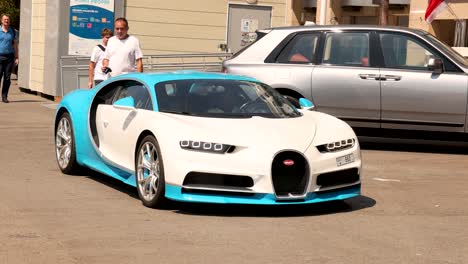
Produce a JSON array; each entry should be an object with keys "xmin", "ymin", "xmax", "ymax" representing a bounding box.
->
[
  {"xmin": 266, "ymin": 25, "xmax": 428, "ymax": 36},
  {"xmin": 111, "ymin": 71, "xmax": 259, "ymax": 86}
]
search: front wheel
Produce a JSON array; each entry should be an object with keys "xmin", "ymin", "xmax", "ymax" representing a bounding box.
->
[
  {"xmin": 135, "ymin": 135, "xmax": 166, "ymax": 208},
  {"xmin": 55, "ymin": 112, "xmax": 80, "ymax": 174}
]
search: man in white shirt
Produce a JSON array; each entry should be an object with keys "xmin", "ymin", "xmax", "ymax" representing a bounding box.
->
[
  {"xmin": 102, "ymin": 17, "xmax": 143, "ymax": 76},
  {"xmin": 88, "ymin": 28, "xmax": 113, "ymax": 88}
]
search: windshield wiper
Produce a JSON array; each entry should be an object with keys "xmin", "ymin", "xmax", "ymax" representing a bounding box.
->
[
  {"xmin": 161, "ymin": 110, "xmax": 193, "ymax": 115},
  {"xmin": 220, "ymin": 113, "xmax": 254, "ymax": 118},
  {"xmin": 192, "ymin": 113, "xmax": 253, "ymax": 118}
]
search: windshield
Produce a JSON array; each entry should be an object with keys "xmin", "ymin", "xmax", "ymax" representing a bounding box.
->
[
  {"xmin": 425, "ymin": 33, "xmax": 468, "ymax": 68},
  {"xmin": 155, "ymin": 79, "xmax": 301, "ymax": 118}
]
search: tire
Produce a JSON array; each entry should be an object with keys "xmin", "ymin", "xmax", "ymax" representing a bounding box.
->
[
  {"xmin": 284, "ymin": 95, "xmax": 300, "ymax": 108},
  {"xmin": 55, "ymin": 112, "xmax": 80, "ymax": 174},
  {"xmin": 135, "ymin": 135, "xmax": 166, "ymax": 208}
]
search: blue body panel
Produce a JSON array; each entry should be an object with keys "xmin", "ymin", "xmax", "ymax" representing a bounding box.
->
[
  {"xmin": 55, "ymin": 87, "xmax": 134, "ymax": 183},
  {"xmin": 56, "ymin": 89, "xmax": 96, "ymax": 164},
  {"xmin": 165, "ymin": 184, "xmax": 361, "ymax": 205}
]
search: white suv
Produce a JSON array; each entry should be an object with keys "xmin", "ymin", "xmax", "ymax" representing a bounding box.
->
[{"xmin": 223, "ymin": 25, "xmax": 468, "ymax": 135}]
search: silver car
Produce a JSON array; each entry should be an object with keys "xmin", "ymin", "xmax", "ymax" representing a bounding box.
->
[{"xmin": 223, "ymin": 25, "xmax": 468, "ymax": 134}]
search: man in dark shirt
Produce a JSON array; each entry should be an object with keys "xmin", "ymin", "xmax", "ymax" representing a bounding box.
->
[{"xmin": 0, "ymin": 14, "xmax": 19, "ymax": 103}]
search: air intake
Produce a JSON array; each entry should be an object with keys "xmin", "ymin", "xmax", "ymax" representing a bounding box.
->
[
  {"xmin": 183, "ymin": 172, "xmax": 254, "ymax": 188},
  {"xmin": 316, "ymin": 168, "xmax": 360, "ymax": 188}
]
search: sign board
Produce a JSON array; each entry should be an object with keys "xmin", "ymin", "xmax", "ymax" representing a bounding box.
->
[{"xmin": 69, "ymin": 0, "xmax": 114, "ymax": 56}]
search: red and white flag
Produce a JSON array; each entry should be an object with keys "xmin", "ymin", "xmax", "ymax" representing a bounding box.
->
[{"xmin": 425, "ymin": 0, "xmax": 448, "ymax": 23}]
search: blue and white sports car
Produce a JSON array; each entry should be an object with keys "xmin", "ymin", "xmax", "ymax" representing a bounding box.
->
[{"xmin": 54, "ymin": 71, "xmax": 361, "ymax": 208}]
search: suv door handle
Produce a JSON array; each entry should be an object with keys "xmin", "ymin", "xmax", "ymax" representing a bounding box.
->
[
  {"xmin": 359, "ymin": 74, "xmax": 380, "ymax": 80},
  {"xmin": 381, "ymin": 75, "xmax": 401, "ymax": 81}
]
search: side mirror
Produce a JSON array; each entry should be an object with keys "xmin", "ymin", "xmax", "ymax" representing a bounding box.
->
[
  {"xmin": 428, "ymin": 58, "xmax": 444, "ymax": 74},
  {"xmin": 113, "ymin": 96, "xmax": 135, "ymax": 110},
  {"xmin": 299, "ymin": 98, "xmax": 315, "ymax": 110}
]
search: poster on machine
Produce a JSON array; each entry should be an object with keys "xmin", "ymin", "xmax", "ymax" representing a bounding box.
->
[
  {"xmin": 68, "ymin": 0, "xmax": 114, "ymax": 56},
  {"xmin": 240, "ymin": 18, "xmax": 258, "ymax": 47}
]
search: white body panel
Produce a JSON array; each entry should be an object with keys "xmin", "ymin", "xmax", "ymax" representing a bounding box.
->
[{"xmin": 95, "ymin": 105, "xmax": 361, "ymax": 194}]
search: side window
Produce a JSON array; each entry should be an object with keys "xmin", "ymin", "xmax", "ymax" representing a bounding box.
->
[
  {"xmin": 95, "ymin": 81, "xmax": 125, "ymax": 105},
  {"xmin": 322, "ymin": 32, "xmax": 370, "ymax": 67},
  {"xmin": 156, "ymin": 81, "xmax": 188, "ymax": 112},
  {"xmin": 379, "ymin": 33, "xmax": 436, "ymax": 70},
  {"xmin": 276, "ymin": 34, "xmax": 319, "ymax": 64},
  {"xmin": 112, "ymin": 81, "xmax": 152, "ymax": 110}
]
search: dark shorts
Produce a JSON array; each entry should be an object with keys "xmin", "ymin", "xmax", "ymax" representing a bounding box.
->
[{"xmin": 94, "ymin": 80, "xmax": 104, "ymax": 86}]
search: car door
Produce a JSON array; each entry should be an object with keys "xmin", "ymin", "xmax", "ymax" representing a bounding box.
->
[
  {"xmin": 94, "ymin": 80, "xmax": 125, "ymax": 163},
  {"xmin": 311, "ymin": 31, "xmax": 381, "ymax": 128},
  {"xmin": 98, "ymin": 80, "xmax": 152, "ymax": 170},
  {"xmin": 378, "ymin": 31, "xmax": 468, "ymax": 132}
]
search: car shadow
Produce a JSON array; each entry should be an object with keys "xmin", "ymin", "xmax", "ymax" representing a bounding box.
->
[
  {"xmin": 71, "ymin": 169, "xmax": 376, "ymax": 217},
  {"xmin": 82, "ymin": 168, "xmax": 139, "ymax": 199},
  {"xmin": 172, "ymin": 195, "xmax": 375, "ymax": 217},
  {"xmin": 8, "ymin": 100, "xmax": 44, "ymax": 103},
  {"xmin": 359, "ymin": 137, "xmax": 468, "ymax": 155}
]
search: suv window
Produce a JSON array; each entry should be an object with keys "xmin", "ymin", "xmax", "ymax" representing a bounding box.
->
[
  {"xmin": 425, "ymin": 33, "xmax": 468, "ymax": 68},
  {"xmin": 230, "ymin": 30, "xmax": 268, "ymax": 59},
  {"xmin": 379, "ymin": 33, "xmax": 436, "ymax": 70},
  {"xmin": 323, "ymin": 32, "xmax": 370, "ymax": 67},
  {"xmin": 276, "ymin": 33, "xmax": 319, "ymax": 64}
]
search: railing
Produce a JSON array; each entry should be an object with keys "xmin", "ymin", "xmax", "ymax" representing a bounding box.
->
[
  {"xmin": 59, "ymin": 53, "xmax": 232, "ymax": 96},
  {"xmin": 143, "ymin": 53, "xmax": 232, "ymax": 72}
]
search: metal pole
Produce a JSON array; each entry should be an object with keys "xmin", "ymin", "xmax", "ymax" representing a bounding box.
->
[
  {"xmin": 319, "ymin": 0, "xmax": 327, "ymax": 25},
  {"xmin": 59, "ymin": 57, "xmax": 64, "ymax": 96},
  {"xmin": 379, "ymin": 0, "xmax": 389, "ymax": 25}
]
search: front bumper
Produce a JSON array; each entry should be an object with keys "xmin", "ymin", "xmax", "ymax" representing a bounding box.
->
[{"xmin": 164, "ymin": 183, "xmax": 361, "ymax": 205}]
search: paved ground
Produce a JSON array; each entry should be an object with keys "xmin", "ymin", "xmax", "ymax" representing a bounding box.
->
[{"xmin": 1, "ymin": 81, "xmax": 468, "ymax": 264}]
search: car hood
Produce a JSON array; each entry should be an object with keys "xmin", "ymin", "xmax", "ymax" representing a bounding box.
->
[{"xmin": 157, "ymin": 113, "xmax": 317, "ymax": 153}]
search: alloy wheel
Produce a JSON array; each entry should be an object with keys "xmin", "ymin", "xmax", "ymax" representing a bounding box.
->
[
  {"xmin": 56, "ymin": 117, "xmax": 72, "ymax": 169},
  {"xmin": 137, "ymin": 141, "xmax": 161, "ymax": 201}
]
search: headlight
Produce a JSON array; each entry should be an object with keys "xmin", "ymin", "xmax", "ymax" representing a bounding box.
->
[
  {"xmin": 316, "ymin": 138, "xmax": 355, "ymax": 153},
  {"xmin": 180, "ymin": 140, "xmax": 234, "ymax": 154}
]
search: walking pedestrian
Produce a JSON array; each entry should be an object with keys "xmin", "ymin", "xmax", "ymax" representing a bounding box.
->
[
  {"xmin": 88, "ymin": 28, "xmax": 113, "ymax": 88},
  {"xmin": 0, "ymin": 14, "xmax": 19, "ymax": 103},
  {"xmin": 102, "ymin": 17, "xmax": 143, "ymax": 77}
]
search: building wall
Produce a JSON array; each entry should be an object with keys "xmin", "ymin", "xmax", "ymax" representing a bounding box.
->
[
  {"xmin": 21, "ymin": 0, "xmax": 74, "ymax": 95},
  {"xmin": 18, "ymin": 0, "xmax": 32, "ymax": 91},
  {"xmin": 295, "ymin": 1, "xmax": 411, "ymax": 26},
  {"xmin": 125, "ymin": 0, "xmax": 289, "ymax": 54},
  {"xmin": 43, "ymin": 0, "xmax": 67, "ymax": 97},
  {"xmin": 409, "ymin": 0, "xmax": 468, "ymax": 46},
  {"xmin": 409, "ymin": 0, "xmax": 430, "ymax": 31},
  {"xmin": 29, "ymin": 0, "xmax": 47, "ymax": 93},
  {"xmin": 430, "ymin": 2, "xmax": 468, "ymax": 20},
  {"xmin": 19, "ymin": 0, "xmax": 125, "ymax": 97},
  {"xmin": 289, "ymin": 0, "xmax": 304, "ymax": 25},
  {"xmin": 409, "ymin": 0, "xmax": 468, "ymax": 31}
]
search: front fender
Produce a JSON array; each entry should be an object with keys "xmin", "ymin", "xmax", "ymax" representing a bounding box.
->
[{"xmin": 55, "ymin": 89, "xmax": 97, "ymax": 166}]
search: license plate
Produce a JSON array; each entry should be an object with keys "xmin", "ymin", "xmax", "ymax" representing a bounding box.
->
[{"xmin": 336, "ymin": 153, "xmax": 355, "ymax": 167}]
